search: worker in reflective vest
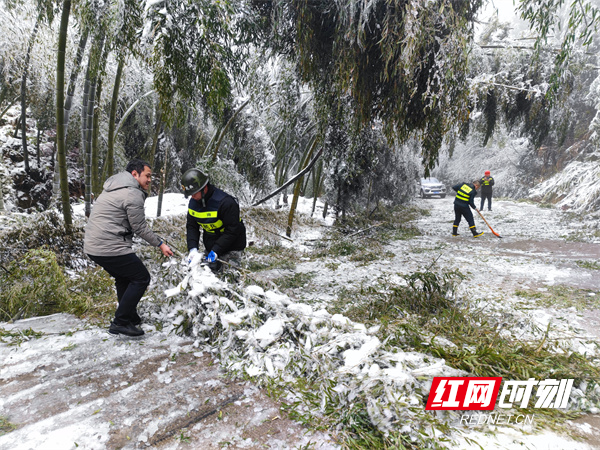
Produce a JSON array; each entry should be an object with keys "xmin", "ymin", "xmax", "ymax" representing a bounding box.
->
[
  {"xmin": 181, "ymin": 168, "xmax": 247, "ymax": 272},
  {"xmin": 479, "ymin": 170, "xmax": 495, "ymax": 211},
  {"xmin": 452, "ymin": 180, "xmax": 484, "ymax": 237}
]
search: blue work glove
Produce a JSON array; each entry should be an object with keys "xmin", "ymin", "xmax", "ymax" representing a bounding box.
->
[{"xmin": 206, "ymin": 250, "xmax": 218, "ymax": 263}]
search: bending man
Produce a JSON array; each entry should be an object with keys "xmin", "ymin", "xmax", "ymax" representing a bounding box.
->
[
  {"xmin": 84, "ymin": 159, "xmax": 173, "ymax": 337},
  {"xmin": 452, "ymin": 179, "xmax": 484, "ymax": 238}
]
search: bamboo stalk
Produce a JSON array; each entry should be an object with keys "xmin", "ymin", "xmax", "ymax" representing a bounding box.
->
[
  {"xmin": 287, "ymin": 135, "xmax": 318, "ymax": 237},
  {"xmin": 56, "ymin": 0, "xmax": 73, "ymax": 233}
]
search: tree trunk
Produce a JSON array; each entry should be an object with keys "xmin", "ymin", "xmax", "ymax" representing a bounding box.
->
[
  {"xmin": 92, "ymin": 47, "xmax": 108, "ymax": 198},
  {"xmin": 311, "ymin": 159, "xmax": 323, "ymax": 217},
  {"xmin": 64, "ymin": 29, "xmax": 89, "ymax": 129},
  {"xmin": 112, "ymin": 90, "xmax": 154, "ymax": 139},
  {"xmin": 36, "ymin": 128, "xmax": 41, "ymax": 168},
  {"xmin": 83, "ymin": 79, "xmax": 96, "ymax": 217},
  {"xmin": 105, "ymin": 57, "xmax": 124, "ymax": 181},
  {"xmin": 157, "ymin": 144, "xmax": 169, "ymax": 218},
  {"xmin": 0, "ymin": 175, "xmax": 4, "ymax": 212},
  {"xmin": 274, "ymin": 146, "xmax": 293, "ymax": 207},
  {"xmin": 210, "ymin": 99, "xmax": 250, "ymax": 162},
  {"xmin": 53, "ymin": 28, "xmax": 88, "ymax": 205},
  {"xmin": 253, "ymin": 144, "xmax": 324, "ymax": 207},
  {"xmin": 52, "ymin": 150, "xmax": 60, "ymax": 203},
  {"xmin": 20, "ymin": 14, "xmax": 42, "ymax": 173},
  {"xmin": 14, "ymin": 116, "xmax": 20, "ymax": 137},
  {"xmin": 365, "ymin": 176, "xmax": 373, "ymax": 217},
  {"xmin": 83, "ymin": 34, "xmax": 105, "ymax": 217},
  {"xmin": 56, "ymin": 0, "xmax": 73, "ymax": 233},
  {"xmin": 147, "ymin": 110, "xmax": 163, "ymax": 196},
  {"xmin": 81, "ymin": 55, "xmax": 92, "ymax": 216},
  {"xmin": 0, "ymin": 96, "xmax": 19, "ymax": 124},
  {"xmin": 91, "ymin": 89, "xmax": 101, "ymax": 198},
  {"xmin": 286, "ymin": 136, "xmax": 318, "ymax": 237},
  {"xmin": 0, "ymin": 84, "xmax": 7, "ymax": 108}
]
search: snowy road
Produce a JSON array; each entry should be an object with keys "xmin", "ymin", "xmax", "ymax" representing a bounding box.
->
[
  {"xmin": 0, "ymin": 314, "xmax": 332, "ymax": 450},
  {"xmin": 294, "ymin": 197, "xmax": 600, "ymax": 340},
  {"xmin": 412, "ymin": 197, "xmax": 600, "ymax": 341}
]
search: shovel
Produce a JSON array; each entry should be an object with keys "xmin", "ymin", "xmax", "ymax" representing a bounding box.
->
[{"xmin": 476, "ymin": 209, "xmax": 502, "ymax": 238}]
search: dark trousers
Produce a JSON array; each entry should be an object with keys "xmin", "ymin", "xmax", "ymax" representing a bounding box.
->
[
  {"xmin": 88, "ymin": 253, "xmax": 151, "ymax": 326},
  {"xmin": 480, "ymin": 192, "xmax": 492, "ymax": 210},
  {"xmin": 454, "ymin": 204, "xmax": 475, "ymax": 228}
]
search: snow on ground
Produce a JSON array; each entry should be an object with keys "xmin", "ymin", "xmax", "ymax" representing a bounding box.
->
[
  {"xmin": 249, "ymin": 195, "xmax": 600, "ymax": 448},
  {"xmin": 529, "ymin": 157, "xmax": 600, "ymax": 213},
  {"xmin": 0, "ymin": 314, "xmax": 333, "ymax": 450},
  {"xmin": 3, "ymin": 192, "xmax": 600, "ymax": 449}
]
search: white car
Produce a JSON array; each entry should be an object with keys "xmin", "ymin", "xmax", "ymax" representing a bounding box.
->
[{"xmin": 418, "ymin": 177, "xmax": 446, "ymax": 199}]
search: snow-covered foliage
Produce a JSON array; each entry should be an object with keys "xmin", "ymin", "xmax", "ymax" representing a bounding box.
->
[
  {"xmin": 586, "ymin": 72, "xmax": 600, "ymax": 144},
  {"xmin": 529, "ymin": 151, "xmax": 600, "ymax": 212},
  {"xmin": 217, "ymin": 99, "xmax": 277, "ymax": 199},
  {"xmin": 2, "ymin": 0, "xmax": 599, "ymax": 217},
  {"xmin": 0, "ymin": 4, "xmax": 55, "ymax": 82},
  {"xmin": 517, "ymin": 0, "xmax": 600, "ymax": 100},
  {"xmin": 0, "ymin": 2, "xmax": 58, "ymax": 124},
  {"xmin": 154, "ymin": 260, "xmax": 465, "ymax": 442},
  {"xmin": 324, "ymin": 129, "xmax": 422, "ymax": 216}
]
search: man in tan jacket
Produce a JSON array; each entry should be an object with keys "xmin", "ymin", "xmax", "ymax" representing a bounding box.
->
[{"xmin": 84, "ymin": 159, "xmax": 173, "ymax": 336}]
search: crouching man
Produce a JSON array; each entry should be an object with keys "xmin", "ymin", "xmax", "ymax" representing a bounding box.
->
[{"xmin": 181, "ymin": 168, "xmax": 246, "ymax": 272}]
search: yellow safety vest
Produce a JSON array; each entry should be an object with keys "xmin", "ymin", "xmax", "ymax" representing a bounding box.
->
[{"xmin": 456, "ymin": 184, "xmax": 472, "ymax": 202}]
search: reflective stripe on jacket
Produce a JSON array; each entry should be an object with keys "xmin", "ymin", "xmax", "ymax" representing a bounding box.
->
[
  {"xmin": 480, "ymin": 176, "xmax": 495, "ymax": 194},
  {"xmin": 186, "ymin": 185, "xmax": 246, "ymax": 255},
  {"xmin": 452, "ymin": 182, "xmax": 477, "ymax": 209},
  {"xmin": 188, "ymin": 208, "xmax": 225, "ymax": 233}
]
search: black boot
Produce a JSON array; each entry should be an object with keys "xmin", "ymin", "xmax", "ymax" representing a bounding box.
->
[
  {"xmin": 470, "ymin": 226, "xmax": 484, "ymax": 238},
  {"xmin": 452, "ymin": 225, "xmax": 459, "ymax": 236},
  {"xmin": 109, "ymin": 321, "xmax": 144, "ymax": 337}
]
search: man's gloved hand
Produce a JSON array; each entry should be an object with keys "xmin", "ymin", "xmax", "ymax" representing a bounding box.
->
[
  {"xmin": 205, "ymin": 250, "xmax": 217, "ymax": 263},
  {"xmin": 187, "ymin": 248, "xmax": 198, "ymax": 264},
  {"xmin": 187, "ymin": 248, "xmax": 202, "ymax": 266}
]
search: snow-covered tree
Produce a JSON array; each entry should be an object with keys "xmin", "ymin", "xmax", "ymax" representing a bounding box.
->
[{"xmin": 254, "ymin": 0, "xmax": 485, "ymax": 173}]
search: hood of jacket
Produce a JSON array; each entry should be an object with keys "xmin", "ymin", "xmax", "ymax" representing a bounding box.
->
[{"xmin": 103, "ymin": 171, "xmax": 145, "ymax": 196}]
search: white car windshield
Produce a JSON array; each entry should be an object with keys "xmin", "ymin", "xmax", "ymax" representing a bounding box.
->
[{"xmin": 421, "ymin": 178, "xmax": 440, "ymax": 183}]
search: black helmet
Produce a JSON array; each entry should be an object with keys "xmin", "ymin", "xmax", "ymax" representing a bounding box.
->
[{"xmin": 181, "ymin": 168, "xmax": 209, "ymax": 198}]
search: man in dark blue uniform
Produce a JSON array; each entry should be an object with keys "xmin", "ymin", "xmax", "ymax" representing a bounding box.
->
[
  {"xmin": 479, "ymin": 170, "xmax": 495, "ymax": 211},
  {"xmin": 181, "ymin": 168, "xmax": 246, "ymax": 272},
  {"xmin": 452, "ymin": 179, "xmax": 484, "ymax": 237}
]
